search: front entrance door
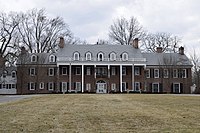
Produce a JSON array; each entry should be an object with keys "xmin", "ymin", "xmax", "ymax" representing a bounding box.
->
[{"xmin": 96, "ymin": 80, "xmax": 107, "ymax": 93}]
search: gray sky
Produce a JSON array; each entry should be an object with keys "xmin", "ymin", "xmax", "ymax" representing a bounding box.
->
[{"xmin": 0, "ymin": 0, "xmax": 200, "ymax": 54}]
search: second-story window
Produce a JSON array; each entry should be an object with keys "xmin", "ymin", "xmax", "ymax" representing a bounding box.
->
[
  {"xmin": 49, "ymin": 68, "xmax": 54, "ymax": 76},
  {"xmin": 86, "ymin": 52, "xmax": 92, "ymax": 61},
  {"xmin": 11, "ymin": 71, "xmax": 16, "ymax": 78},
  {"xmin": 3, "ymin": 71, "xmax": 7, "ymax": 78},
  {"xmin": 154, "ymin": 69, "xmax": 159, "ymax": 78},
  {"xmin": 135, "ymin": 67, "xmax": 140, "ymax": 75}
]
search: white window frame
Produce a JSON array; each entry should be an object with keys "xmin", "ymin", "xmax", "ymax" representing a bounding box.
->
[
  {"xmin": 97, "ymin": 52, "xmax": 104, "ymax": 61},
  {"xmin": 75, "ymin": 82, "xmax": 81, "ymax": 91},
  {"xmin": 134, "ymin": 82, "xmax": 140, "ymax": 91},
  {"xmin": 76, "ymin": 67, "xmax": 81, "ymax": 75},
  {"xmin": 122, "ymin": 82, "xmax": 127, "ymax": 91},
  {"xmin": 49, "ymin": 68, "xmax": 54, "ymax": 76},
  {"xmin": 181, "ymin": 69, "xmax": 187, "ymax": 78},
  {"xmin": 73, "ymin": 52, "xmax": 80, "ymax": 61},
  {"xmin": 39, "ymin": 82, "xmax": 44, "ymax": 89},
  {"xmin": 173, "ymin": 83, "xmax": 180, "ymax": 93},
  {"xmin": 173, "ymin": 69, "xmax": 178, "ymax": 78},
  {"xmin": 111, "ymin": 83, "xmax": 116, "ymax": 91},
  {"xmin": 154, "ymin": 69, "xmax": 159, "ymax": 78},
  {"xmin": 62, "ymin": 82, "xmax": 67, "ymax": 92},
  {"xmin": 122, "ymin": 53, "xmax": 128, "ymax": 61},
  {"xmin": 31, "ymin": 55, "xmax": 37, "ymax": 62},
  {"xmin": 29, "ymin": 82, "xmax": 35, "ymax": 90},
  {"xmin": 135, "ymin": 67, "xmax": 140, "ymax": 75},
  {"xmin": 110, "ymin": 52, "xmax": 116, "ymax": 61},
  {"xmin": 3, "ymin": 71, "xmax": 7, "ymax": 78},
  {"xmin": 152, "ymin": 83, "xmax": 159, "ymax": 93},
  {"xmin": 164, "ymin": 69, "xmax": 169, "ymax": 78},
  {"xmin": 86, "ymin": 67, "xmax": 91, "ymax": 75},
  {"xmin": 49, "ymin": 55, "xmax": 55, "ymax": 62},
  {"xmin": 111, "ymin": 67, "xmax": 116, "ymax": 75},
  {"xmin": 86, "ymin": 83, "xmax": 91, "ymax": 91},
  {"xmin": 48, "ymin": 82, "xmax": 54, "ymax": 91},
  {"xmin": 11, "ymin": 71, "xmax": 16, "ymax": 78},
  {"xmin": 86, "ymin": 52, "xmax": 92, "ymax": 61},
  {"xmin": 146, "ymin": 69, "xmax": 150, "ymax": 78},
  {"xmin": 122, "ymin": 67, "xmax": 126, "ymax": 75},
  {"xmin": 30, "ymin": 68, "xmax": 35, "ymax": 76},
  {"xmin": 12, "ymin": 84, "xmax": 16, "ymax": 89},
  {"xmin": 62, "ymin": 67, "xmax": 67, "ymax": 75}
]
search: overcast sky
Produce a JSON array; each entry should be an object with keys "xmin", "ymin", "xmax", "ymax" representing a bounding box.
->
[{"xmin": 0, "ymin": 0, "xmax": 200, "ymax": 54}]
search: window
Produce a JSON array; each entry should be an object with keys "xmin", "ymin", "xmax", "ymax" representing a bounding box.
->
[
  {"xmin": 39, "ymin": 82, "xmax": 44, "ymax": 89},
  {"xmin": 75, "ymin": 82, "xmax": 81, "ymax": 91},
  {"xmin": 173, "ymin": 83, "xmax": 180, "ymax": 93},
  {"xmin": 86, "ymin": 83, "xmax": 91, "ymax": 91},
  {"xmin": 96, "ymin": 67, "xmax": 107, "ymax": 75},
  {"xmin": 173, "ymin": 69, "xmax": 178, "ymax": 78},
  {"xmin": 152, "ymin": 83, "xmax": 159, "ymax": 93},
  {"xmin": 111, "ymin": 83, "xmax": 116, "ymax": 91},
  {"xmin": 2, "ymin": 84, "xmax": 6, "ymax": 89},
  {"xmin": 62, "ymin": 67, "xmax": 67, "ymax": 75},
  {"xmin": 49, "ymin": 68, "xmax": 54, "ymax": 76},
  {"xmin": 86, "ymin": 67, "xmax": 91, "ymax": 75},
  {"xmin": 135, "ymin": 67, "xmax": 140, "ymax": 75},
  {"xmin": 134, "ymin": 82, "xmax": 140, "ymax": 91},
  {"xmin": 3, "ymin": 71, "xmax": 7, "ymax": 78},
  {"xmin": 49, "ymin": 55, "xmax": 56, "ymax": 62},
  {"xmin": 146, "ymin": 69, "xmax": 150, "ymax": 78},
  {"xmin": 73, "ymin": 52, "xmax": 80, "ymax": 61},
  {"xmin": 181, "ymin": 69, "xmax": 186, "ymax": 78},
  {"xmin": 122, "ymin": 82, "xmax": 127, "ymax": 91},
  {"xmin": 62, "ymin": 82, "xmax": 67, "ymax": 92},
  {"xmin": 122, "ymin": 67, "xmax": 126, "ymax": 75},
  {"xmin": 11, "ymin": 71, "xmax": 16, "ymax": 78},
  {"xmin": 75, "ymin": 67, "xmax": 81, "ymax": 75},
  {"xmin": 30, "ymin": 68, "xmax": 35, "ymax": 76},
  {"xmin": 29, "ymin": 82, "xmax": 35, "ymax": 90},
  {"xmin": 12, "ymin": 84, "xmax": 16, "ymax": 89},
  {"xmin": 110, "ymin": 52, "xmax": 116, "ymax": 61},
  {"xmin": 97, "ymin": 52, "xmax": 104, "ymax": 61},
  {"xmin": 164, "ymin": 69, "xmax": 169, "ymax": 78},
  {"xmin": 86, "ymin": 52, "xmax": 92, "ymax": 61},
  {"xmin": 111, "ymin": 67, "xmax": 116, "ymax": 75},
  {"xmin": 31, "ymin": 55, "xmax": 37, "ymax": 62},
  {"xmin": 154, "ymin": 69, "xmax": 159, "ymax": 78},
  {"xmin": 48, "ymin": 82, "xmax": 54, "ymax": 91},
  {"xmin": 122, "ymin": 53, "xmax": 128, "ymax": 61}
]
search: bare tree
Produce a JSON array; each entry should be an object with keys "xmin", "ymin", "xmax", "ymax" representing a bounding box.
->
[
  {"xmin": 0, "ymin": 12, "xmax": 20, "ymax": 66},
  {"xmin": 17, "ymin": 9, "xmax": 75, "ymax": 53},
  {"xmin": 109, "ymin": 16, "xmax": 145, "ymax": 45},
  {"xmin": 142, "ymin": 32, "xmax": 180, "ymax": 53}
]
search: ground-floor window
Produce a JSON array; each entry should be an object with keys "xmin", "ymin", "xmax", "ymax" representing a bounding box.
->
[
  {"xmin": 0, "ymin": 84, "xmax": 16, "ymax": 89},
  {"xmin": 62, "ymin": 82, "xmax": 68, "ymax": 92},
  {"xmin": 173, "ymin": 83, "xmax": 180, "ymax": 93},
  {"xmin": 86, "ymin": 83, "xmax": 91, "ymax": 91},
  {"xmin": 152, "ymin": 83, "xmax": 159, "ymax": 93},
  {"xmin": 134, "ymin": 82, "xmax": 140, "ymax": 91},
  {"xmin": 111, "ymin": 83, "xmax": 116, "ymax": 91},
  {"xmin": 40, "ymin": 82, "xmax": 44, "ymax": 89},
  {"xmin": 48, "ymin": 82, "xmax": 54, "ymax": 91},
  {"xmin": 122, "ymin": 82, "xmax": 127, "ymax": 91},
  {"xmin": 75, "ymin": 82, "xmax": 81, "ymax": 91},
  {"xmin": 29, "ymin": 82, "xmax": 35, "ymax": 90}
]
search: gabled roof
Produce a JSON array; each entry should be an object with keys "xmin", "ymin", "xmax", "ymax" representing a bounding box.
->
[{"xmin": 142, "ymin": 53, "xmax": 192, "ymax": 66}]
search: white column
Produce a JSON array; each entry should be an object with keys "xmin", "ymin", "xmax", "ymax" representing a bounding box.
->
[
  {"xmin": 69, "ymin": 63, "xmax": 72, "ymax": 92},
  {"xmin": 82, "ymin": 65, "xmax": 84, "ymax": 93},
  {"xmin": 120, "ymin": 65, "xmax": 122, "ymax": 92},
  {"xmin": 132, "ymin": 64, "xmax": 135, "ymax": 91},
  {"xmin": 94, "ymin": 65, "xmax": 96, "ymax": 78},
  {"xmin": 108, "ymin": 65, "xmax": 110, "ymax": 78}
]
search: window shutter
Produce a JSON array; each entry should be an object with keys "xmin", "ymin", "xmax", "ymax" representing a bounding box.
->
[
  {"xmin": 151, "ymin": 69, "xmax": 154, "ymax": 78},
  {"xmin": 35, "ymin": 83, "xmax": 37, "ymax": 90},
  {"xmin": 171, "ymin": 83, "xmax": 173, "ymax": 93},
  {"xmin": 186, "ymin": 69, "xmax": 189, "ymax": 78},
  {"xmin": 28, "ymin": 83, "xmax": 30, "ymax": 90},
  {"xmin": 47, "ymin": 83, "xmax": 49, "ymax": 90},
  {"xmin": 126, "ymin": 82, "xmax": 128, "ymax": 90},
  {"xmin": 180, "ymin": 83, "xmax": 183, "ymax": 93},
  {"xmin": 159, "ymin": 83, "xmax": 163, "ymax": 93},
  {"xmin": 150, "ymin": 83, "xmax": 152, "ymax": 92}
]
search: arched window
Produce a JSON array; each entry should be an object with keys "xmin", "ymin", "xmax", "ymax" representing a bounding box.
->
[
  {"xmin": 11, "ymin": 71, "xmax": 16, "ymax": 78},
  {"xmin": 49, "ymin": 55, "xmax": 56, "ymax": 62},
  {"xmin": 110, "ymin": 52, "xmax": 116, "ymax": 61},
  {"xmin": 31, "ymin": 55, "xmax": 37, "ymax": 62},
  {"xmin": 73, "ymin": 52, "xmax": 80, "ymax": 61},
  {"xmin": 97, "ymin": 52, "xmax": 104, "ymax": 61},
  {"xmin": 86, "ymin": 52, "xmax": 92, "ymax": 61},
  {"xmin": 122, "ymin": 53, "xmax": 128, "ymax": 61}
]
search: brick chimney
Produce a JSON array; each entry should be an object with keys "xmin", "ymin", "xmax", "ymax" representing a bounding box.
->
[
  {"xmin": 59, "ymin": 37, "xmax": 64, "ymax": 48},
  {"xmin": 132, "ymin": 38, "xmax": 139, "ymax": 49},
  {"xmin": 179, "ymin": 46, "xmax": 184, "ymax": 55},
  {"xmin": 156, "ymin": 47, "xmax": 163, "ymax": 53}
]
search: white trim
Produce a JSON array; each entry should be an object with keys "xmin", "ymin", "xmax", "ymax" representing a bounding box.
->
[
  {"xmin": 86, "ymin": 52, "xmax": 92, "ymax": 61},
  {"xmin": 75, "ymin": 67, "xmax": 81, "ymax": 75},
  {"xmin": 29, "ymin": 82, "xmax": 35, "ymax": 90},
  {"xmin": 135, "ymin": 67, "xmax": 140, "ymax": 75},
  {"xmin": 122, "ymin": 82, "xmax": 127, "ymax": 91},
  {"xmin": 62, "ymin": 67, "xmax": 67, "ymax": 75},
  {"xmin": 164, "ymin": 69, "xmax": 169, "ymax": 78},
  {"xmin": 97, "ymin": 52, "xmax": 104, "ymax": 61},
  {"xmin": 122, "ymin": 66, "xmax": 126, "ymax": 75},
  {"xmin": 49, "ymin": 68, "xmax": 54, "ymax": 76},
  {"xmin": 154, "ymin": 69, "xmax": 159, "ymax": 78},
  {"xmin": 152, "ymin": 83, "xmax": 159, "ymax": 93},
  {"xmin": 134, "ymin": 82, "xmax": 140, "ymax": 91},
  {"xmin": 120, "ymin": 65, "xmax": 122, "ymax": 92},
  {"xmin": 75, "ymin": 82, "xmax": 81, "ymax": 92},
  {"xmin": 111, "ymin": 83, "xmax": 116, "ymax": 91},
  {"xmin": 30, "ymin": 68, "xmax": 36, "ymax": 76},
  {"xmin": 48, "ymin": 82, "xmax": 54, "ymax": 91},
  {"xmin": 62, "ymin": 82, "xmax": 67, "ymax": 93},
  {"xmin": 182, "ymin": 69, "xmax": 187, "ymax": 78},
  {"xmin": 110, "ymin": 52, "xmax": 116, "ymax": 61},
  {"xmin": 73, "ymin": 52, "xmax": 80, "ymax": 61},
  {"xmin": 86, "ymin": 83, "xmax": 91, "ymax": 91},
  {"xmin": 49, "ymin": 55, "xmax": 56, "ymax": 62},
  {"xmin": 132, "ymin": 64, "xmax": 135, "ymax": 90},
  {"xmin": 146, "ymin": 69, "xmax": 150, "ymax": 78},
  {"xmin": 82, "ymin": 65, "xmax": 84, "ymax": 93},
  {"xmin": 173, "ymin": 69, "xmax": 178, "ymax": 78},
  {"xmin": 122, "ymin": 53, "xmax": 128, "ymax": 61},
  {"xmin": 39, "ymin": 82, "xmax": 44, "ymax": 89},
  {"xmin": 173, "ymin": 83, "xmax": 180, "ymax": 93},
  {"xmin": 31, "ymin": 55, "xmax": 37, "ymax": 62}
]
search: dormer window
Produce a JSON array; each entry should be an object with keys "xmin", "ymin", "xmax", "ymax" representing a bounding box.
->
[
  {"xmin": 97, "ymin": 52, "xmax": 104, "ymax": 61},
  {"xmin": 11, "ymin": 71, "xmax": 16, "ymax": 78},
  {"xmin": 49, "ymin": 55, "xmax": 56, "ymax": 62},
  {"xmin": 3, "ymin": 71, "xmax": 7, "ymax": 78},
  {"xmin": 86, "ymin": 52, "xmax": 92, "ymax": 61},
  {"xmin": 122, "ymin": 53, "xmax": 128, "ymax": 61},
  {"xmin": 31, "ymin": 55, "xmax": 37, "ymax": 62},
  {"xmin": 110, "ymin": 52, "xmax": 116, "ymax": 61},
  {"xmin": 73, "ymin": 52, "xmax": 80, "ymax": 61}
]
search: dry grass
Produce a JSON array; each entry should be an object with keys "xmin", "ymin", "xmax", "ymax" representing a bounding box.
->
[{"xmin": 0, "ymin": 94, "xmax": 200, "ymax": 133}]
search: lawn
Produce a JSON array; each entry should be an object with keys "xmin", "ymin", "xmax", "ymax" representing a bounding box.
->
[{"xmin": 0, "ymin": 94, "xmax": 200, "ymax": 133}]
